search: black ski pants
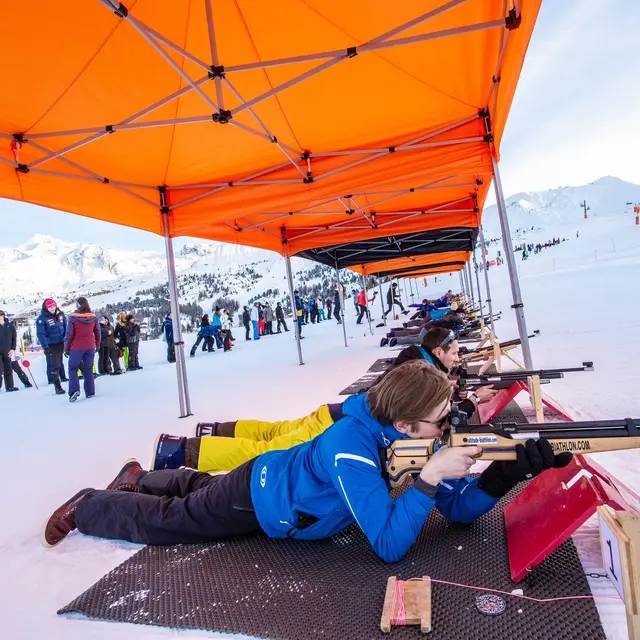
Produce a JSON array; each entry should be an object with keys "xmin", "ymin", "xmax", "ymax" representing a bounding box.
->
[
  {"xmin": 127, "ymin": 342, "xmax": 140, "ymax": 369},
  {"xmin": 99, "ymin": 346, "xmax": 121, "ymax": 373},
  {"xmin": 244, "ymin": 322, "xmax": 251, "ymax": 340},
  {"xmin": 12, "ymin": 361, "xmax": 29, "ymax": 386},
  {"xmin": 333, "ymin": 306, "xmax": 342, "ymax": 323},
  {"xmin": 75, "ymin": 459, "xmax": 260, "ymax": 545},
  {"xmin": 276, "ymin": 319, "xmax": 288, "ymax": 333},
  {"xmin": 0, "ymin": 351, "xmax": 14, "ymax": 389},
  {"xmin": 47, "ymin": 342, "xmax": 65, "ymax": 386}
]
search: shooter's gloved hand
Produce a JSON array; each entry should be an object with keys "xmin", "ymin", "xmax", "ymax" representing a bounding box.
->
[{"xmin": 477, "ymin": 438, "xmax": 573, "ymax": 498}]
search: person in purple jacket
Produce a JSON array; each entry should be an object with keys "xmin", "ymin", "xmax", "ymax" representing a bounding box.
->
[{"xmin": 64, "ymin": 297, "xmax": 100, "ymax": 403}]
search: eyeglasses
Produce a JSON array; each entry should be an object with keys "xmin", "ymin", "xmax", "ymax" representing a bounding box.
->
[
  {"xmin": 438, "ymin": 330, "xmax": 456, "ymax": 349},
  {"xmin": 417, "ymin": 413, "xmax": 450, "ymax": 430}
]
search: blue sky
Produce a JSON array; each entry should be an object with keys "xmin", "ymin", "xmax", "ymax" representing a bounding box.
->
[{"xmin": 1, "ymin": 0, "xmax": 638, "ymax": 251}]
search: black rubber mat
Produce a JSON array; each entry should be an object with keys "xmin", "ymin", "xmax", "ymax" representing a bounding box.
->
[{"xmin": 59, "ymin": 483, "xmax": 604, "ymax": 640}]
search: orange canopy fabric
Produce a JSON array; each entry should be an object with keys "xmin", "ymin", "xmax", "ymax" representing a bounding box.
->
[
  {"xmin": 351, "ymin": 251, "xmax": 470, "ymax": 276},
  {"xmin": 0, "ymin": 0, "xmax": 541, "ymax": 254},
  {"xmin": 387, "ymin": 264, "xmax": 465, "ymax": 279}
]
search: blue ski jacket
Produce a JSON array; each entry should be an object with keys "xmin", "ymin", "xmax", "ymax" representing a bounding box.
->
[
  {"xmin": 36, "ymin": 308, "xmax": 67, "ymax": 348},
  {"xmin": 163, "ymin": 316, "xmax": 174, "ymax": 343},
  {"xmin": 250, "ymin": 393, "xmax": 498, "ymax": 563}
]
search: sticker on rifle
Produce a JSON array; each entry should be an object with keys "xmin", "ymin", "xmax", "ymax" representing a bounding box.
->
[{"xmin": 465, "ymin": 436, "xmax": 499, "ymax": 445}]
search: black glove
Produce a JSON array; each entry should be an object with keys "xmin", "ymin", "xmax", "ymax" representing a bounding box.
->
[
  {"xmin": 478, "ymin": 438, "xmax": 573, "ymax": 498},
  {"xmin": 43, "ymin": 347, "xmax": 51, "ymax": 356}
]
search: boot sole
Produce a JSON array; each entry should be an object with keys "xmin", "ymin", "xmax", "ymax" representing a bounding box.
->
[{"xmin": 41, "ymin": 488, "xmax": 93, "ymax": 548}]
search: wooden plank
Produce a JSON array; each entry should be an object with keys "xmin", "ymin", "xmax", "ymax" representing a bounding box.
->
[{"xmin": 380, "ymin": 576, "xmax": 397, "ymax": 633}]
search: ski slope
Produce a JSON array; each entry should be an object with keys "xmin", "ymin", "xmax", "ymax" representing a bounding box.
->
[{"xmin": 2, "ymin": 210, "xmax": 640, "ymax": 640}]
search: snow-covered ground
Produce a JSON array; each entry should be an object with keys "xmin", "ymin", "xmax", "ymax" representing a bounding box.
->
[{"xmin": 3, "ymin": 209, "xmax": 640, "ymax": 639}]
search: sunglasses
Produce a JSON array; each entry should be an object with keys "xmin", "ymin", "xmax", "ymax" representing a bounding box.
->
[{"xmin": 438, "ymin": 330, "xmax": 456, "ymax": 349}]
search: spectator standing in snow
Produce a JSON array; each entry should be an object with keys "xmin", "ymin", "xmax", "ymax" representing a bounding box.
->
[
  {"xmin": 242, "ymin": 306, "xmax": 251, "ymax": 341},
  {"xmin": 294, "ymin": 290, "xmax": 304, "ymax": 337},
  {"xmin": 220, "ymin": 309, "xmax": 233, "ymax": 352},
  {"xmin": 263, "ymin": 303, "xmax": 274, "ymax": 335},
  {"xmin": 98, "ymin": 317, "xmax": 122, "ymax": 375},
  {"xmin": 250, "ymin": 303, "xmax": 260, "ymax": 341},
  {"xmin": 64, "ymin": 297, "xmax": 101, "ymax": 402},
  {"xmin": 275, "ymin": 302, "xmax": 288, "ymax": 333},
  {"xmin": 123, "ymin": 314, "xmax": 142, "ymax": 371},
  {"xmin": 163, "ymin": 313, "xmax": 175, "ymax": 363},
  {"xmin": 317, "ymin": 296, "xmax": 325, "ymax": 321},
  {"xmin": 114, "ymin": 311, "xmax": 129, "ymax": 369},
  {"xmin": 310, "ymin": 298, "xmax": 319, "ymax": 324},
  {"xmin": 326, "ymin": 296, "xmax": 333, "ymax": 321},
  {"xmin": 36, "ymin": 298, "xmax": 67, "ymax": 391},
  {"xmin": 0, "ymin": 310, "xmax": 18, "ymax": 392},
  {"xmin": 333, "ymin": 286, "xmax": 342, "ymax": 324},
  {"xmin": 257, "ymin": 304, "xmax": 265, "ymax": 337},
  {"xmin": 212, "ymin": 309, "xmax": 224, "ymax": 348}
]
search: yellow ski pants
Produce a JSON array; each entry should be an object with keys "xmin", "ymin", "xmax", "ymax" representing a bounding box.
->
[{"xmin": 198, "ymin": 404, "xmax": 335, "ymax": 473}]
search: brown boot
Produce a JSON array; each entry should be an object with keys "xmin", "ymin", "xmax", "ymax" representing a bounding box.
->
[
  {"xmin": 106, "ymin": 458, "xmax": 146, "ymax": 492},
  {"xmin": 42, "ymin": 488, "xmax": 93, "ymax": 547}
]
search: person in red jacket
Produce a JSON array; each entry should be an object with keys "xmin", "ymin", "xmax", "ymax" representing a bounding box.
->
[
  {"xmin": 64, "ymin": 297, "xmax": 100, "ymax": 403},
  {"xmin": 355, "ymin": 287, "xmax": 377, "ymax": 325}
]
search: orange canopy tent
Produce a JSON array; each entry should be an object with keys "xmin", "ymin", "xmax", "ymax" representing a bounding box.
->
[
  {"xmin": 350, "ymin": 251, "xmax": 470, "ymax": 277},
  {"xmin": 0, "ymin": 0, "xmax": 541, "ymax": 412}
]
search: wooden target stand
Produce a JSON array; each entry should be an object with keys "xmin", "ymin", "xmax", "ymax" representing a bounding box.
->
[
  {"xmin": 381, "ymin": 576, "xmax": 432, "ymax": 634},
  {"xmin": 597, "ymin": 506, "xmax": 640, "ymax": 639}
]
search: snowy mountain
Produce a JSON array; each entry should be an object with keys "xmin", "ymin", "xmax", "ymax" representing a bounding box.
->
[
  {"xmin": 482, "ymin": 176, "xmax": 640, "ymax": 240},
  {"xmin": 1, "ymin": 175, "xmax": 638, "ymax": 320}
]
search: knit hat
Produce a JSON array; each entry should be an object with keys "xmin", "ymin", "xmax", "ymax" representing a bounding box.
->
[
  {"xmin": 0, "ymin": 310, "xmax": 5, "ymax": 316},
  {"xmin": 44, "ymin": 298, "xmax": 57, "ymax": 309}
]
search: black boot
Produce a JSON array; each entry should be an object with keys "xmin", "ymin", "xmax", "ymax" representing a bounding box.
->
[{"xmin": 54, "ymin": 382, "xmax": 65, "ymax": 395}]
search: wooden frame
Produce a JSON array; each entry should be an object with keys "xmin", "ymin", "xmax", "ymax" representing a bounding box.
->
[{"xmin": 381, "ymin": 576, "xmax": 432, "ymax": 634}]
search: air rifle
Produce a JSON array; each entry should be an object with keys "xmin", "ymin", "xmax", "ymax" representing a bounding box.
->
[
  {"xmin": 456, "ymin": 362, "xmax": 594, "ymax": 390},
  {"xmin": 386, "ymin": 409, "xmax": 640, "ymax": 488}
]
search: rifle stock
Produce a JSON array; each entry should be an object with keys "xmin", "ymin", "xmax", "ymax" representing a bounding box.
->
[{"xmin": 386, "ymin": 418, "xmax": 640, "ymax": 488}]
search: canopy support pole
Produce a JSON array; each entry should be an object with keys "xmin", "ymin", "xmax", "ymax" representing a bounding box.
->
[
  {"xmin": 458, "ymin": 271, "xmax": 464, "ymax": 299},
  {"xmin": 361, "ymin": 272, "xmax": 374, "ymax": 336},
  {"xmin": 378, "ymin": 275, "xmax": 387, "ymax": 326},
  {"xmin": 472, "ymin": 246, "xmax": 485, "ymax": 320},
  {"xmin": 282, "ymin": 240, "xmax": 304, "ymax": 366},
  {"xmin": 491, "ymin": 155, "xmax": 533, "ymax": 370},
  {"xmin": 477, "ymin": 220, "xmax": 496, "ymax": 335},
  {"xmin": 335, "ymin": 260, "xmax": 348, "ymax": 347},
  {"xmin": 161, "ymin": 201, "xmax": 192, "ymax": 418},
  {"xmin": 409, "ymin": 278, "xmax": 416, "ymax": 304},
  {"xmin": 402, "ymin": 278, "xmax": 409, "ymax": 308},
  {"xmin": 467, "ymin": 261, "xmax": 476, "ymax": 307}
]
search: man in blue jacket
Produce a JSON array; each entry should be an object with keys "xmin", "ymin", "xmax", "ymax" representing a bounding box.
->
[
  {"xmin": 35, "ymin": 298, "xmax": 67, "ymax": 395},
  {"xmin": 43, "ymin": 361, "xmax": 571, "ymax": 560},
  {"xmin": 163, "ymin": 313, "xmax": 175, "ymax": 363}
]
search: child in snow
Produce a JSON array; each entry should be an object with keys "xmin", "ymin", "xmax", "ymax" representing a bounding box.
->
[{"xmin": 123, "ymin": 315, "xmax": 142, "ymax": 371}]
